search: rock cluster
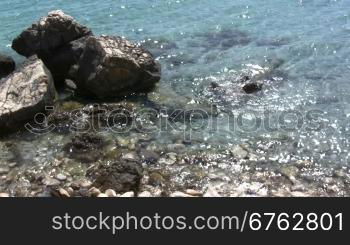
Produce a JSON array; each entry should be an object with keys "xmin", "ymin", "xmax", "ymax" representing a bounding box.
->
[
  {"xmin": 0, "ymin": 10, "xmax": 161, "ymax": 133},
  {"xmin": 11, "ymin": 10, "xmax": 161, "ymax": 95}
]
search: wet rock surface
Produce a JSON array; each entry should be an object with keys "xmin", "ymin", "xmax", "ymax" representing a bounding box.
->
[
  {"xmin": 0, "ymin": 56, "xmax": 56, "ymax": 134},
  {"xmin": 75, "ymin": 35, "xmax": 161, "ymax": 98}
]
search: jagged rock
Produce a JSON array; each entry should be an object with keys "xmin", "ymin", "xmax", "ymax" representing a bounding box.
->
[
  {"xmin": 12, "ymin": 10, "xmax": 92, "ymax": 58},
  {"xmin": 0, "ymin": 54, "xmax": 15, "ymax": 78},
  {"xmin": 75, "ymin": 35, "xmax": 161, "ymax": 98},
  {"xmin": 12, "ymin": 10, "xmax": 92, "ymax": 84},
  {"xmin": 0, "ymin": 56, "xmax": 56, "ymax": 134},
  {"xmin": 91, "ymin": 161, "xmax": 143, "ymax": 193}
]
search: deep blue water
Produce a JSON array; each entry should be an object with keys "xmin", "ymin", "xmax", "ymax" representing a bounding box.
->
[{"xmin": 1, "ymin": 0, "xmax": 350, "ymax": 165}]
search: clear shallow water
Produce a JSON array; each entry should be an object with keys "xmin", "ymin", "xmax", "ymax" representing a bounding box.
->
[{"xmin": 1, "ymin": 0, "xmax": 350, "ymax": 167}]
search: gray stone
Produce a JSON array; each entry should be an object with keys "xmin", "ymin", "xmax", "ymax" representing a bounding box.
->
[
  {"xmin": 55, "ymin": 173, "xmax": 67, "ymax": 181},
  {"xmin": 42, "ymin": 177, "xmax": 61, "ymax": 186},
  {"xmin": 0, "ymin": 56, "xmax": 56, "ymax": 134},
  {"xmin": 230, "ymin": 145, "xmax": 249, "ymax": 159},
  {"xmin": 0, "ymin": 166, "xmax": 10, "ymax": 175}
]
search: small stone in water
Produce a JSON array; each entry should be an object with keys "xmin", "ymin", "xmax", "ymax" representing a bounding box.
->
[
  {"xmin": 230, "ymin": 145, "xmax": 248, "ymax": 159},
  {"xmin": 59, "ymin": 188, "xmax": 70, "ymax": 197},
  {"xmin": 121, "ymin": 152, "xmax": 139, "ymax": 162},
  {"xmin": 105, "ymin": 189, "xmax": 117, "ymax": 197},
  {"xmin": 97, "ymin": 193, "xmax": 109, "ymax": 198},
  {"xmin": 138, "ymin": 191, "xmax": 152, "ymax": 197},
  {"xmin": 88, "ymin": 187, "xmax": 101, "ymax": 197},
  {"xmin": 56, "ymin": 174, "xmax": 67, "ymax": 181},
  {"xmin": 242, "ymin": 82, "xmax": 262, "ymax": 94},
  {"xmin": 0, "ymin": 166, "xmax": 10, "ymax": 175},
  {"xmin": 42, "ymin": 177, "xmax": 61, "ymax": 186},
  {"xmin": 0, "ymin": 193, "xmax": 10, "ymax": 197},
  {"xmin": 67, "ymin": 187, "xmax": 75, "ymax": 196},
  {"xmin": 158, "ymin": 153, "xmax": 177, "ymax": 165},
  {"xmin": 8, "ymin": 162, "xmax": 17, "ymax": 168},
  {"xmin": 79, "ymin": 179, "xmax": 92, "ymax": 188},
  {"xmin": 120, "ymin": 191, "xmax": 135, "ymax": 197},
  {"xmin": 185, "ymin": 189, "xmax": 203, "ymax": 196},
  {"xmin": 170, "ymin": 191, "xmax": 194, "ymax": 198}
]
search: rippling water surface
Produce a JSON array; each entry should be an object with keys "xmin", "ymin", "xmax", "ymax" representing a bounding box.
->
[{"xmin": 1, "ymin": 0, "xmax": 350, "ymax": 193}]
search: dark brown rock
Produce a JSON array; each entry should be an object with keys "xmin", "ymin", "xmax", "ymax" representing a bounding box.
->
[{"xmin": 75, "ymin": 35, "xmax": 161, "ymax": 98}]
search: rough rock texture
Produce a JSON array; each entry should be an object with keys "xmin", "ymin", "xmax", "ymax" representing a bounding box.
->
[
  {"xmin": 91, "ymin": 161, "xmax": 143, "ymax": 193},
  {"xmin": 0, "ymin": 56, "xmax": 56, "ymax": 133},
  {"xmin": 12, "ymin": 10, "xmax": 92, "ymax": 58},
  {"xmin": 12, "ymin": 10, "xmax": 92, "ymax": 84},
  {"xmin": 0, "ymin": 54, "xmax": 15, "ymax": 78},
  {"xmin": 76, "ymin": 35, "xmax": 161, "ymax": 98}
]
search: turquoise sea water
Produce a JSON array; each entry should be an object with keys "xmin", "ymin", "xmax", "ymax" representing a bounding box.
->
[{"xmin": 1, "ymin": 0, "xmax": 350, "ymax": 166}]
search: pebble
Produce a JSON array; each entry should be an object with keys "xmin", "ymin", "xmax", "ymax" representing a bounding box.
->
[
  {"xmin": 138, "ymin": 191, "xmax": 152, "ymax": 197},
  {"xmin": 291, "ymin": 191, "xmax": 308, "ymax": 197},
  {"xmin": 121, "ymin": 152, "xmax": 139, "ymax": 162},
  {"xmin": 67, "ymin": 187, "xmax": 75, "ymax": 196},
  {"xmin": 158, "ymin": 153, "xmax": 177, "ymax": 165},
  {"xmin": 120, "ymin": 191, "xmax": 135, "ymax": 197},
  {"xmin": 170, "ymin": 191, "xmax": 194, "ymax": 198},
  {"xmin": 58, "ymin": 188, "xmax": 70, "ymax": 197},
  {"xmin": 0, "ymin": 193, "xmax": 10, "ymax": 197},
  {"xmin": 0, "ymin": 166, "xmax": 10, "ymax": 175},
  {"xmin": 55, "ymin": 174, "xmax": 67, "ymax": 181},
  {"xmin": 185, "ymin": 189, "xmax": 203, "ymax": 197},
  {"xmin": 105, "ymin": 189, "xmax": 118, "ymax": 197},
  {"xmin": 97, "ymin": 193, "xmax": 109, "ymax": 198},
  {"xmin": 42, "ymin": 177, "xmax": 61, "ymax": 186},
  {"xmin": 230, "ymin": 145, "xmax": 248, "ymax": 159},
  {"xmin": 78, "ymin": 179, "xmax": 92, "ymax": 189},
  {"xmin": 88, "ymin": 187, "xmax": 101, "ymax": 197},
  {"xmin": 8, "ymin": 162, "xmax": 17, "ymax": 168}
]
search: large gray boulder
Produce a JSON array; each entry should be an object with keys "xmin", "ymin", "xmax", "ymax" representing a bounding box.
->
[
  {"xmin": 0, "ymin": 56, "xmax": 56, "ymax": 134},
  {"xmin": 75, "ymin": 35, "xmax": 161, "ymax": 98},
  {"xmin": 0, "ymin": 54, "xmax": 15, "ymax": 79},
  {"xmin": 11, "ymin": 10, "xmax": 92, "ymax": 84}
]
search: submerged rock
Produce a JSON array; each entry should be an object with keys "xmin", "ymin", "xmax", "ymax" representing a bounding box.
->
[
  {"xmin": 91, "ymin": 161, "xmax": 143, "ymax": 193},
  {"xmin": 75, "ymin": 35, "xmax": 161, "ymax": 98},
  {"xmin": 0, "ymin": 54, "xmax": 15, "ymax": 78},
  {"xmin": 242, "ymin": 82, "xmax": 262, "ymax": 94},
  {"xmin": 0, "ymin": 56, "xmax": 56, "ymax": 134},
  {"xmin": 63, "ymin": 133, "xmax": 107, "ymax": 163},
  {"xmin": 12, "ymin": 10, "xmax": 92, "ymax": 58}
]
